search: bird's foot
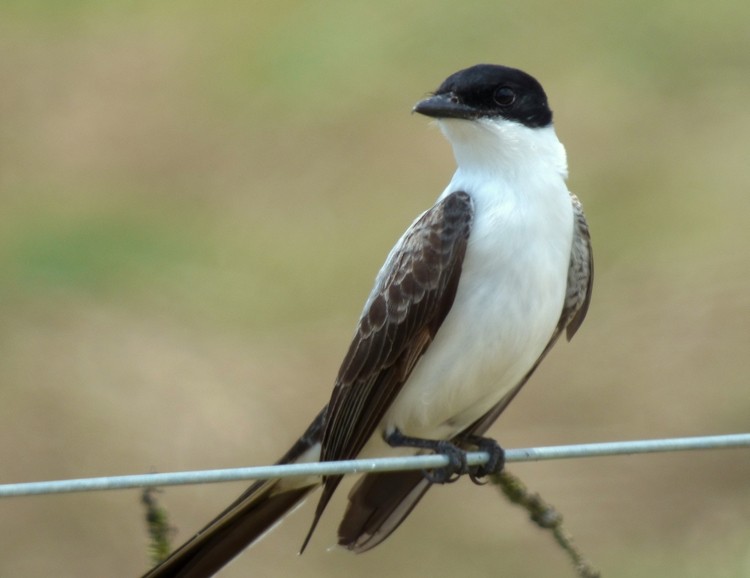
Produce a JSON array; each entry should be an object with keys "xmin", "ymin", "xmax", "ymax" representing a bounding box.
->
[
  {"xmin": 461, "ymin": 435, "xmax": 505, "ymax": 485},
  {"xmin": 385, "ymin": 429, "xmax": 470, "ymax": 484}
]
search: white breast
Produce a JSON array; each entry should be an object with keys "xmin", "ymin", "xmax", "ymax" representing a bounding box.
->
[{"xmin": 380, "ymin": 120, "xmax": 574, "ymax": 442}]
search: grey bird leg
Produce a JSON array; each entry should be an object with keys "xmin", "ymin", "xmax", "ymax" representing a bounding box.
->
[{"xmin": 385, "ymin": 429, "xmax": 504, "ymax": 484}]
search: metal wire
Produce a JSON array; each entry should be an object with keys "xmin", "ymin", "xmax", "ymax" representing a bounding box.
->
[{"xmin": 1, "ymin": 433, "xmax": 748, "ymax": 498}]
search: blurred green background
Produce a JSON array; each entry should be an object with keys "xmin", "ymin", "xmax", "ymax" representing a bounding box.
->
[{"xmin": 1, "ymin": 1, "xmax": 749, "ymax": 576}]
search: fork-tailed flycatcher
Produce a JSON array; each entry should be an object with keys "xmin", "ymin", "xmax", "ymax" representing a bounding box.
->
[{"xmin": 144, "ymin": 63, "xmax": 593, "ymax": 578}]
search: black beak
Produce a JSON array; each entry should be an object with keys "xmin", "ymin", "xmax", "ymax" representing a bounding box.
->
[{"xmin": 413, "ymin": 93, "xmax": 476, "ymax": 120}]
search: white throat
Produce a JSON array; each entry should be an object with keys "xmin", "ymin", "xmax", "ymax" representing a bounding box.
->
[{"xmin": 437, "ymin": 117, "xmax": 568, "ymax": 182}]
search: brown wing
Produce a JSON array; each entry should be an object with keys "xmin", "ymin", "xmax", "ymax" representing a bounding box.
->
[
  {"xmin": 299, "ymin": 191, "xmax": 474, "ymax": 550},
  {"xmin": 563, "ymin": 193, "xmax": 593, "ymax": 340}
]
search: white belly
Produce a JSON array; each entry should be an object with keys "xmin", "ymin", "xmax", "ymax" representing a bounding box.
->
[{"xmin": 380, "ymin": 175, "xmax": 573, "ymax": 441}]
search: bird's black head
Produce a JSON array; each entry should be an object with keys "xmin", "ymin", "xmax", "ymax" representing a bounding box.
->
[{"xmin": 414, "ymin": 64, "xmax": 552, "ymax": 128}]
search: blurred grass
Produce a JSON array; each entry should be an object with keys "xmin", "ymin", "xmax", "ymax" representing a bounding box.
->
[{"xmin": 1, "ymin": 1, "xmax": 749, "ymax": 577}]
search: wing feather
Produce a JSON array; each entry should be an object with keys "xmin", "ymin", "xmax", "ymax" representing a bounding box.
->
[
  {"xmin": 324, "ymin": 191, "xmax": 474, "ymax": 464},
  {"xmin": 299, "ymin": 191, "xmax": 474, "ymax": 550}
]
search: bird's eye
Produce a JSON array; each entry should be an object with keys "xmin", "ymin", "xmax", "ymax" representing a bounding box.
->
[{"xmin": 493, "ymin": 86, "xmax": 516, "ymax": 107}]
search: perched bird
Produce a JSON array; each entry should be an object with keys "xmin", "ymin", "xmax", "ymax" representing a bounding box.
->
[{"xmin": 144, "ymin": 63, "xmax": 593, "ymax": 578}]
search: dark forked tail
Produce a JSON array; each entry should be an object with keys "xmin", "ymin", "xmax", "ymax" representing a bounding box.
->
[
  {"xmin": 143, "ymin": 376, "xmax": 534, "ymax": 575},
  {"xmin": 143, "ymin": 480, "xmax": 316, "ymax": 578},
  {"xmin": 338, "ymin": 470, "xmax": 432, "ymax": 553},
  {"xmin": 142, "ymin": 412, "xmax": 325, "ymax": 578}
]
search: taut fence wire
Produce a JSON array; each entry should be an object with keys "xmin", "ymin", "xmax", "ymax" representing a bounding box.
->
[{"xmin": 2, "ymin": 433, "xmax": 749, "ymax": 498}]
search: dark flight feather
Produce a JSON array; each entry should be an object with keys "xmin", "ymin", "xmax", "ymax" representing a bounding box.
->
[{"xmin": 300, "ymin": 190, "xmax": 474, "ymax": 550}]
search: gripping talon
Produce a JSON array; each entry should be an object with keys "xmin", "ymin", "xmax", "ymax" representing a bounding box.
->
[
  {"xmin": 386, "ymin": 429, "xmax": 476, "ymax": 485},
  {"xmin": 424, "ymin": 441, "xmax": 467, "ymax": 484},
  {"xmin": 465, "ymin": 436, "xmax": 505, "ymax": 483}
]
